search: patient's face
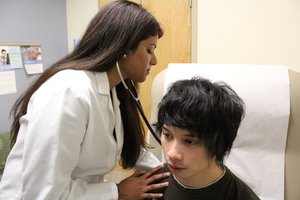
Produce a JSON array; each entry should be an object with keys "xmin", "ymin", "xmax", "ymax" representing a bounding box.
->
[{"xmin": 161, "ymin": 125, "xmax": 221, "ymax": 187}]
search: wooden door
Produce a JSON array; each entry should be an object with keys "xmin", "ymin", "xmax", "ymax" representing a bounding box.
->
[{"xmin": 99, "ymin": 0, "xmax": 191, "ymax": 129}]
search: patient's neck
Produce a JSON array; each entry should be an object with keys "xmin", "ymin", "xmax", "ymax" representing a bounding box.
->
[{"xmin": 174, "ymin": 163, "xmax": 225, "ymax": 189}]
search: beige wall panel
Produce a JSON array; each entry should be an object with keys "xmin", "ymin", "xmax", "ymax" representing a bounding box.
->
[
  {"xmin": 66, "ymin": 0, "xmax": 98, "ymax": 52},
  {"xmin": 196, "ymin": 0, "xmax": 300, "ymax": 73}
]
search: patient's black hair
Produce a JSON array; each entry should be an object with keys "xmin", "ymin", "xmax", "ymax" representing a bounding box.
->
[{"xmin": 154, "ymin": 76, "xmax": 245, "ymax": 165}]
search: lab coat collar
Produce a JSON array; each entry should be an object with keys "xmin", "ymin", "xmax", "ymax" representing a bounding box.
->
[
  {"xmin": 95, "ymin": 72, "xmax": 110, "ymax": 95},
  {"xmin": 94, "ymin": 71, "xmax": 120, "ymax": 108}
]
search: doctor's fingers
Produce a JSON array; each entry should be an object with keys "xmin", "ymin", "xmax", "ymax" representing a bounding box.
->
[
  {"xmin": 137, "ymin": 164, "xmax": 167, "ymax": 179},
  {"xmin": 144, "ymin": 181, "xmax": 169, "ymax": 193},
  {"xmin": 139, "ymin": 165, "xmax": 170, "ymax": 184},
  {"xmin": 131, "ymin": 164, "xmax": 164, "ymax": 178},
  {"xmin": 143, "ymin": 171, "xmax": 170, "ymax": 185},
  {"xmin": 132, "ymin": 180, "xmax": 169, "ymax": 200},
  {"xmin": 132, "ymin": 170, "xmax": 147, "ymax": 177}
]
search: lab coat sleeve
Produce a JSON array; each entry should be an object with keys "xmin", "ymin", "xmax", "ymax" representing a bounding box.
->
[
  {"xmin": 19, "ymin": 86, "xmax": 118, "ymax": 200},
  {"xmin": 134, "ymin": 148, "xmax": 162, "ymax": 171}
]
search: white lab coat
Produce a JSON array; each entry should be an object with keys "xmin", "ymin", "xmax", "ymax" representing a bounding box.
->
[{"xmin": 0, "ymin": 70, "xmax": 161, "ymax": 200}]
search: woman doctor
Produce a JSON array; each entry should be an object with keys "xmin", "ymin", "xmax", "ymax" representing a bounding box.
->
[{"xmin": 0, "ymin": 1, "xmax": 169, "ymax": 199}]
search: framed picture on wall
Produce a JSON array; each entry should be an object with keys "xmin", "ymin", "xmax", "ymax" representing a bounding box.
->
[{"xmin": 21, "ymin": 45, "xmax": 43, "ymax": 74}]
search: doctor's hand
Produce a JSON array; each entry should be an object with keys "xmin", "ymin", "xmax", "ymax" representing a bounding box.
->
[{"xmin": 117, "ymin": 164, "xmax": 170, "ymax": 200}]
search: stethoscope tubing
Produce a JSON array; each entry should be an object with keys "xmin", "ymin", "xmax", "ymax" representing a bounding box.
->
[
  {"xmin": 116, "ymin": 61, "xmax": 161, "ymax": 145},
  {"xmin": 130, "ymin": 93, "xmax": 161, "ymax": 145}
]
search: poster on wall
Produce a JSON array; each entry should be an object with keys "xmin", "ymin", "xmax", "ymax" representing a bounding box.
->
[
  {"xmin": 0, "ymin": 46, "xmax": 23, "ymax": 71},
  {"xmin": 0, "ymin": 46, "xmax": 11, "ymax": 71},
  {"xmin": 21, "ymin": 45, "xmax": 43, "ymax": 74},
  {"xmin": 8, "ymin": 46, "xmax": 24, "ymax": 69}
]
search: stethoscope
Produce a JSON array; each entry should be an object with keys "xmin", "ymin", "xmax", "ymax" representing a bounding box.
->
[{"xmin": 116, "ymin": 61, "xmax": 161, "ymax": 145}]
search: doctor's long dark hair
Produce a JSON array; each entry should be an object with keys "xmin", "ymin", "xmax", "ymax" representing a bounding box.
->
[{"xmin": 10, "ymin": 0, "xmax": 163, "ymax": 169}]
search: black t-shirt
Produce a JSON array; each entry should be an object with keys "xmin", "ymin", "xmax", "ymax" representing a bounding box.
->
[{"xmin": 149, "ymin": 164, "xmax": 260, "ymax": 200}]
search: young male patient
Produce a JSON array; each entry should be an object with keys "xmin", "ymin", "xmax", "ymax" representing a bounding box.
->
[{"xmin": 151, "ymin": 77, "xmax": 260, "ymax": 200}]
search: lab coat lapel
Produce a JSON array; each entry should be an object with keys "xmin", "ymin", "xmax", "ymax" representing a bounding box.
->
[
  {"xmin": 111, "ymin": 88, "xmax": 124, "ymax": 157},
  {"xmin": 95, "ymin": 72, "xmax": 116, "ymax": 139},
  {"xmin": 95, "ymin": 72, "xmax": 123, "ymax": 157}
]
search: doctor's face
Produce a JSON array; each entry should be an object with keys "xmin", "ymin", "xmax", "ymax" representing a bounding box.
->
[{"xmin": 119, "ymin": 35, "xmax": 158, "ymax": 82}]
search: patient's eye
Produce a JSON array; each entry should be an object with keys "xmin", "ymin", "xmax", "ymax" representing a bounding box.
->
[
  {"xmin": 183, "ymin": 137, "xmax": 199, "ymax": 145},
  {"xmin": 162, "ymin": 132, "xmax": 172, "ymax": 140},
  {"xmin": 184, "ymin": 139, "xmax": 194, "ymax": 145}
]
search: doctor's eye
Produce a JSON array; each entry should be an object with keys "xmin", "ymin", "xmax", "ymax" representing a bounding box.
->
[{"xmin": 147, "ymin": 49, "xmax": 153, "ymax": 54}]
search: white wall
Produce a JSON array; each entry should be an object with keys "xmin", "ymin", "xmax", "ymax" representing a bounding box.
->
[
  {"xmin": 195, "ymin": 0, "xmax": 300, "ymax": 73},
  {"xmin": 66, "ymin": 0, "xmax": 99, "ymax": 52}
]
